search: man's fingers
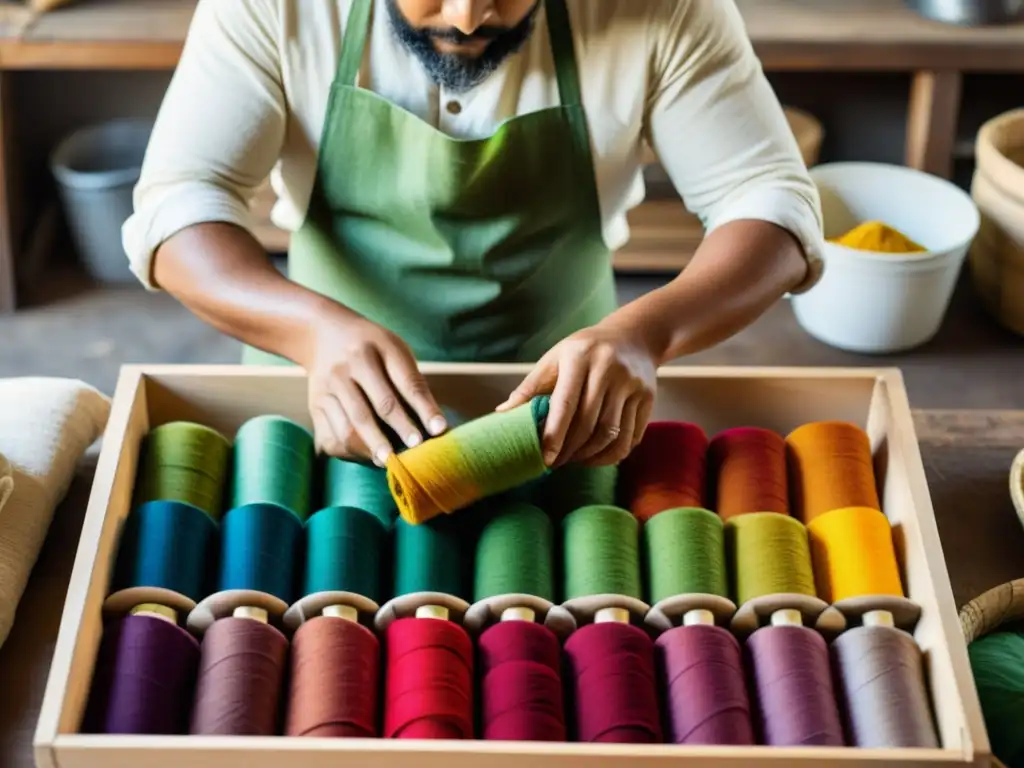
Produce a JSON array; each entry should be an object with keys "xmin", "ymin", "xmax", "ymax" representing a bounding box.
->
[
  {"xmin": 541, "ymin": 355, "xmax": 588, "ymax": 466},
  {"xmin": 574, "ymin": 383, "xmax": 628, "ymax": 464},
  {"xmin": 360, "ymin": 351, "xmax": 426, "ymax": 448},
  {"xmin": 317, "ymin": 394, "xmax": 371, "ymax": 462},
  {"xmin": 496, "ymin": 352, "xmax": 558, "ymax": 412},
  {"xmin": 383, "ymin": 348, "xmax": 447, "ymax": 437},
  {"xmin": 586, "ymin": 393, "xmax": 641, "ymax": 466},
  {"xmin": 338, "ymin": 381, "xmax": 397, "ymax": 467}
]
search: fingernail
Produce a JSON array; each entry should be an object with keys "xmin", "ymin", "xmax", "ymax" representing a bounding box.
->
[
  {"xmin": 375, "ymin": 447, "xmax": 392, "ymax": 466},
  {"xmin": 428, "ymin": 417, "xmax": 447, "ymax": 436},
  {"xmin": 406, "ymin": 432, "xmax": 422, "ymax": 448}
]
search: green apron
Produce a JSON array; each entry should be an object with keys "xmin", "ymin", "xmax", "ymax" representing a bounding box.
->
[{"xmin": 243, "ymin": 0, "xmax": 617, "ymax": 366}]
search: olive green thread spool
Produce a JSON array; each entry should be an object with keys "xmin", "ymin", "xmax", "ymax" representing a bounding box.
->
[
  {"xmin": 561, "ymin": 505, "xmax": 649, "ymax": 624},
  {"xmin": 642, "ymin": 507, "xmax": 736, "ymax": 631},
  {"xmin": 726, "ymin": 512, "xmax": 845, "ymax": 635},
  {"xmin": 374, "ymin": 516, "xmax": 470, "ymax": 631},
  {"xmin": 464, "ymin": 502, "xmax": 575, "ymax": 637},
  {"xmin": 136, "ymin": 422, "xmax": 231, "ymax": 520},
  {"xmin": 283, "ymin": 505, "xmax": 389, "ymax": 631},
  {"xmin": 232, "ymin": 415, "xmax": 315, "ymax": 522}
]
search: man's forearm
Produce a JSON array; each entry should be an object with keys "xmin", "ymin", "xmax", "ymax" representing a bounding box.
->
[
  {"xmin": 152, "ymin": 222, "xmax": 351, "ymax": 366},
  {"xmin": 602, "ymin": 219, "xmax": 810, "ymax": 364}
]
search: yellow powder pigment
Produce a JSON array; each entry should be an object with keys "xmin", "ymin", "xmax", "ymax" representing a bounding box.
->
[{"xmin": 828, "ymin": 221, "xmax": 927, "ymax": 254}]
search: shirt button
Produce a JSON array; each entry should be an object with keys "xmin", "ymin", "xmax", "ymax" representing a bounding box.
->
[{"xmin": 446, "ymin": 100, "xmax": 462, "ymax": 115}]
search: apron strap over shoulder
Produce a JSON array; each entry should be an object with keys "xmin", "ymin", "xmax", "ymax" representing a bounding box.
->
[
  {"xmin": 337, "ymin": 0, "xmax": 374, "ymax": 87},
  {"xmin": 544, "ymin": 0, "xmax": 582, "ymax": 109}
]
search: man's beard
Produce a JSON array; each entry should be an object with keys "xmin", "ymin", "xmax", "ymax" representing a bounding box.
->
[{"xmin": 387, "ymin": 0, "xmax": 539, "ymax": 93}]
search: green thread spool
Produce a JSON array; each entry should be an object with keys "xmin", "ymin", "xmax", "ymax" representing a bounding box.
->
[
  {"xmin": 726, "ymin": 512, "xmax": 837, "ymax": 634},
  {"xmin": 374, "ymin": 516, "xmax": 470, "ymax": 631},
  {"xmin": 137, "ymin": 422, "xmax": 230, "ymax": 520},
  {"xmin": 232, "ymin": 415, "xmax": 315, "ymax": 521},
  {"xmin": 324, "ymin": 458, "xmax": 397, "ymax": 528},
  {"xmin": 968, "ymin": 632, "xmax": 1024, "ymax": 767},
  {"xmin": 386, "ymin": 396, "xmax": 550, "ymax": 525},
  {"xmin": 283, "ymin": 505, "xmax": 387, "ymax": 629},
  {"xmin": 527, "ymin": 463, "xmax": 619, "ymax": 518},
  {"xmin": 642, "ymin": 507, "xmax": 736, "ymax": 629},
  {"xmin": 561, "ymin": 504, "xmax": 648, "ymax": 623}
]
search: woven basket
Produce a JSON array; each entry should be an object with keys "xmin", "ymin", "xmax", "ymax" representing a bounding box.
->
[{"xmin": 968, "ymin": 109, "xmax": 1024, "ymax": 337}]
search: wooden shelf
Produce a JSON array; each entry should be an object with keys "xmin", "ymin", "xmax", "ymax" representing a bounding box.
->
[{"xmin": 1, "ymin": 0, "xmax": 1022, "ymax": 71}]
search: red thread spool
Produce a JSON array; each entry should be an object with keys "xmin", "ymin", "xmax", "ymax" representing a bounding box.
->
[
  {"xmin": 285, "ymin": 611, "xmax": 380, "ymax": 738},
  {"xmin": 384, "ymin": 614, "xmax": 474, "ymax": 740},
  {"xmin": 707, "ymin": 428, "xmax": 789, "ymax": 520},
  {"xmin": 479, "ymin": 616, "xmax": 566, "ymax": 742},
  {"xmin": 563, "ymin": 612, "xmax": 662, "ymax": 743},
  {"xmin": 622, "ymin": 422, "xmax": 707, "ymax": 522}
]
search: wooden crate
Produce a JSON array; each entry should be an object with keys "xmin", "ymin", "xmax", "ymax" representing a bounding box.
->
[{"xmin": 33, "ymin": 364, "xmax": 989, "ymax": 768}]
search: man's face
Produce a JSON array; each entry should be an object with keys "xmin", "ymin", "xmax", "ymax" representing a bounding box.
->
[{"xmin": 389, "ymin": 0, "xmax": 540, "ymax": 92}]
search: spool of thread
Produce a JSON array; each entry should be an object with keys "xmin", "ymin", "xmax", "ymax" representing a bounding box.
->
[
  {"xmin": 189, "ymin": 502, "xmax": 302, "ymax": 631},
  {"xmin": 655, "ymin": 609, "xmax": 755, "ymax": 745},
  {"xmin": 285, "ymin": 606, "xmax": 380, "ymax": 738},
  {"xmin": 643, "ymin": 507, "xmax": 732, "ymax": 624},
  {"xmin": 527, "ymin": 464, "xmax": 618, "ymax": 519},
  {"xmin": 137, "ymin": 422, "xmax": 231, "ymax": 520},
  {"xmin": 478, "ymin": 613, "xmax": 566, "ymax": 741},
  {"xmin": 324, "ymin": 458, "xmax": 397, "ymax": 528},
  {"xmin": 386, "ymin": 397, "xmax": 550, "ymax": 525},
  {"xmin": 103, "ymin": 604, "xmax": 200, "ymax": 734},
  {"xmin": 621, "ymin": 422, "xmax": 707, "ymax": 522},
  {"xmin": 786, "ymin": 421, "xmax": 881, "ymax": 523},
  {"xmin": 376, "ymin": 516, "xmax": 469, "ymax": 629},
  {"xmin": 726, "ymin": 512, "xmax": 823, "ymax": 629},
  {"xmin": 563, "ymin": 610, "xmax": 662, "ymax": 743},
  {"xmin": 808, "ymin": 506, "xmax": 915, "ymax": 625},
  {"xmin": 286, "ymin": 505, "xmax": 387, "ymax": 628},
  {"xmin": 747, "ymin": 609, "xmax": 845, "ymax": 747},
  {"xmin": 384, "ymin": 608, "xmax": 474, "ymax": 739},
  {"xmin": 967, "ymin": 631, "xmax": 1024, "ymax": 765},
  {"xmin": 471, "ymin": 502, "xmax": 554, "ymax": 617},
  {"xmin": 562, "ymin": 505, "xmax": 645, "ymax": 619},
  {"xmin": 190, "ymin": 606, "xmax": 289, "ymax": 735},
  {"xmin": 108, "ymin": 500, "xmax": 217, "ymax": 613},
  {"xmin": 232, "ymin": 415, "xmax": 315, "ymax": 521},
  {"xmin": 832, "ymin": 610, "xmax": 938, "ymax": 748},
  {"xmin": 707, "ymin": 427, "xmax": 789, "ymax": 520}
]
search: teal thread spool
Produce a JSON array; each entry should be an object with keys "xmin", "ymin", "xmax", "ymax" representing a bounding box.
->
[
  {"xmin": 232, "ymin": 415, "xmax": 315, "ymax": 521},
  {"xmin": 106, "ymin": 500, "xmax": 217, "ymax": 615},
  {"xmin": 641, "ymin": 507, "xmax": 736, "ymax": 630},
  {"xmin": 324, "ymin": 459, "xmax": 397, "ymax": 528},
  {"xmin": 464, "ymin": 502, "xmax": 575, "ymax": 635},
  {"xmin": 283, "ymin": 505, "xmax": 388, "ymax": 629},
  {"xmin": 136, "ymin": 422, "xmax": 230, "ymax": 520},
  {"xmin": 561, "ymin": 504, "xmax": 648, "ymax": 623},
  {"xmin": 187, "ymin": 502, "xmax": 302, "ymax": 633},
  {"xmin": 374, "ymin": 516, "xmax": 470, "ymax": 631}
]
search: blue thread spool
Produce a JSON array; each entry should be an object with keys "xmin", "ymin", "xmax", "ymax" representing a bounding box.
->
[
  {"xmin": 106, "ymin": 500, "xmax": 217, "ymax": 615},
  {"xmin": 187, "ymin": 502, "xmax": 301, "ymax": 633},
  {"xmin": 283, "ymin": 505, "xmax": 388, "ymax": 629}
]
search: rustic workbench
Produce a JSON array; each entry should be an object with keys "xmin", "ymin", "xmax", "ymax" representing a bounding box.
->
[
  {"xmin": 0, "ymin": 407, "xmax": 1020, "ymax": 766},
  {"xmin": 0, "ymin": 0, "xmax": 1022, "ymax": 313}
]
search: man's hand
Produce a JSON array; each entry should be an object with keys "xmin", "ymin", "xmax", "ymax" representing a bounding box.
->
[
  {"xmin": 496, "ymin": 322, "xmax": 658, "ymax": 468},
  {"xmin": 302, "ymin": 310, "xmax": 448, "ymax": 466}
]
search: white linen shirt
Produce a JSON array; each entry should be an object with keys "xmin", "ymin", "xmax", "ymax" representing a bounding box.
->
[{"xmin": 122, "ymin": 0, "xmax": 824, "ymax": 291}]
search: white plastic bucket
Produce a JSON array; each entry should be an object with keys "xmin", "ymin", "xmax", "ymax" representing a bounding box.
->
[
  {"xmin": 50, "ymin": 119, "xmax": 152, "ymax": 284},
  {"xmin": 791, "ymin": 162, "xmax": 981, "ymax": 354}
]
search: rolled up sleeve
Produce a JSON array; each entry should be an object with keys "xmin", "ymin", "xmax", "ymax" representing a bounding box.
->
[
  {"xmin": 645, "ymin": 0, "xmax": 824, "ymax": 293},
  {"xmin": 122, "ymin": 0, "xmax": 286, "ymax": 289}
]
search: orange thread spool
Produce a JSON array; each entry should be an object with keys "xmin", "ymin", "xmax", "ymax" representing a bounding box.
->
[
  {"xmin": 708, "ymin": 428, "xmax": 788, "ymax": 521},
  {"xmin": 621, "ymin": 422, "xmax": 708, "ymax": 523},
  {"xmin": 785, "ymin": 422, "xmax": 880, "ymax": 524}
]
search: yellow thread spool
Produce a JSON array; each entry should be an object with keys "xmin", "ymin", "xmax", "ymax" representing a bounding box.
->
[{"xmin": 807, "ymin": 506, "xmax": 904, "ymax": 603}]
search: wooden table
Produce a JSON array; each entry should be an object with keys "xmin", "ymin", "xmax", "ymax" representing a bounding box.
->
[
  {"xmin": 0, "ymin": 407, "xmax": 1020, "ymax": 766},
  {"xmin": 0, "ymin": 0, "xmax": 1023, "ymax": 313}
]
